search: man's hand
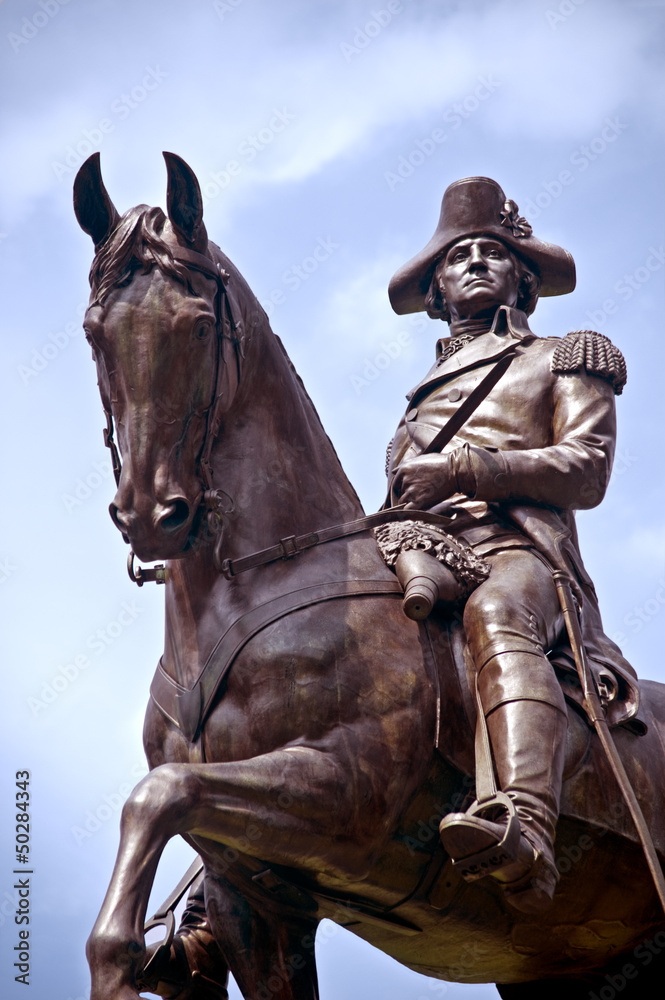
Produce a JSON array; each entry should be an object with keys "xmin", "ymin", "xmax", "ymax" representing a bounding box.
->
[{"xmin": 392, "ymin": 454, "xmax": 459, "ymax": 510}]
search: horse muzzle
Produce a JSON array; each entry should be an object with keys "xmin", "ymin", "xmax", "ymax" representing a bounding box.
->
[{"xmin": 110, "ymin": 490, "xmax": 201, "ymax": 561}]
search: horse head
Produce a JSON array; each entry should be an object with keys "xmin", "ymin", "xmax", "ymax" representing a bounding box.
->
[{"xmin": 74, "ymin": 152, "xmax": 246, "ymax": 562}]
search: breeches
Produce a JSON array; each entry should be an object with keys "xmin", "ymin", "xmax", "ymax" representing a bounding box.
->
[{"xmin": 462, "ymin": 548, "xmax": 566, "ymax": 714}]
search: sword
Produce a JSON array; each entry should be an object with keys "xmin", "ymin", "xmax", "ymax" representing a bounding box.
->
[{"xmin": 553, "ymin": 571, "xmax": 665, "ymax": 916}]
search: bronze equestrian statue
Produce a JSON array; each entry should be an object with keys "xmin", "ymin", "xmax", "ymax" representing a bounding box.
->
[{"xmin": 73, "ymin": 154, "xmax": 665, "ymax": 1000}]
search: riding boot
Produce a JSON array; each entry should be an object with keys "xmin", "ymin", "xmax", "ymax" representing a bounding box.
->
[
  {"xmin": 440, "ymin": 651, "xmax": 567, "ymax": 914},
  {"xmin": 486, "ymin": 698, "xmax": 567, "ymax": 910},
  {"xmin": 138, "ymin": 877, "xmax": 230, "ymax": 1000}
]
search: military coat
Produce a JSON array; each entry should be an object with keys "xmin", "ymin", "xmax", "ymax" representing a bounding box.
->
[{"xmin": 386, "ymin": 305, "xmax": 641, "ymax": 730}]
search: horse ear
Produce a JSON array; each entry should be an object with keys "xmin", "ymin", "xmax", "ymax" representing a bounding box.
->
[
  {"xmin": 73, "ymin": 153, "xmax": 120, "ymax": 250},
  {"xmin": 163, "ymin": 151, "xmax": 207, "ymax": 250}
]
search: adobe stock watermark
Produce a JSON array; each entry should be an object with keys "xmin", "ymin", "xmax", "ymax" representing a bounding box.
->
[
  {"xmin": 0, "ymin": 557, "xmax": 17, "ymax": 584},
  {"xmin": 411, "ymin": 941, "xmax": 487, "ymax": 992},
  {"xmin": 212, "ymin": 0, "xmax": 245, "ymax": 20},
  {"xmin": 70, "ymin": 761, "xmax": 148, "ymax": 846},
  {"xmin": 27, "ymin": 602, "xmax": 143, "ymax": 717},
  {"xmin": 17, "ymin": 302, "xmax": 87, "ymax": 385},
  {"xmin": 339, "ymin": 1, "xmax": 403, "ymax": 62},
  {"xmin": 609, "ymin": 577, "xmax": 665, "ymax": 650},
  {"xmin": 521, "ymin": 117, "xmax": 628, "ymax": 220},
  {"xmin": 384, "ymin": 75, "xmax": 501, "ymax": 192},
  {"xmin": 545, "ymin": 0, "xmax": 586, "ymax": 30},
  {"xmin": 588, "ymin": 930, "xmax": 665, "ymax": 1000},
  {"xmin": 200, "ymin": 107, "xmax": 296, "ymax": 204},
  {"xmin": 350, "ymin": 330, "xmax": 413, "ymax": 394},
  {"xmin": 7, "ymin": 0, "xmax": 72, "ymax": 54},
  {"xmin": 403, "ymin": 774, "xmax": 475, "ymax": 857},
  {"xmin": 414, "ymin": 981, "xmax": 449, "ymax": 999},
  {"xmin": 584, "ymin": 245, "xmax": 665, "ymax": 330},
  {"xmin": 260, "ymin": 235, "xmax": 340, "ymax": 315},
  {"xmin": 51, "ymin": 66, "xmax": 168, "ymax": 181},
  {"xmin": 0, "ymin": 887, "xmax": 20, "ymax": 929},
  {"xmin": 61, "ymin": 457, "xmax": 114, "ymax": 514},
  {"xmin": 350, "ymin": 313, "xmax": 427, "ymax": 394}
]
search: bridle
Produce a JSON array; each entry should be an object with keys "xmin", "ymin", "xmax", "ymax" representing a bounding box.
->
[{"xmin": 97, "ymin": 245, "xmax": 245, "ymax": 585}]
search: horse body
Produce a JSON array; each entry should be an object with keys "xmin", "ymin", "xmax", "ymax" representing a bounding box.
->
[{"xmin": 74, "ymin": 154, "xmax": 665, "ymax": 1000}]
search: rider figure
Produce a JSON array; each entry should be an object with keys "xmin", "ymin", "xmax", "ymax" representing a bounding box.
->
[{"xmin": 385, "ymin": 176, "xmax": 639, "ymax": 913}]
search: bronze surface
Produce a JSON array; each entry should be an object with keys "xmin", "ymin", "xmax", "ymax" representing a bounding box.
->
[{"xmin": 74, "ymin": 158, "xmax": 665, "ymax": 999}]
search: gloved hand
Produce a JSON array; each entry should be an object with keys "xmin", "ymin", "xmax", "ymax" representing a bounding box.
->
[{"xmin": 392, "ymin": 453, "xmax": 461, "ymax": 510}]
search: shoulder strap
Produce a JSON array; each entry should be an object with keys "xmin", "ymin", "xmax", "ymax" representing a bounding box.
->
[{"xmin": 421, "ymin": 348, "xmax": 519, "ymax": 456}]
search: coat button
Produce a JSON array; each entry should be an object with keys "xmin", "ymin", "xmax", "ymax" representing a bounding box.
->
[
  {"xmin": 448, "ymin": 387, "xmax": 462, "ymax": 402},
  {"xmin": 406, "ymin": 408, "xmax": 418, "ymax": 421}
]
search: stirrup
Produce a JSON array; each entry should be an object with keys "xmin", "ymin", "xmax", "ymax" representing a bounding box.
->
[{"xmin": 439, "ymin": 791, "xmax": 524, "ymax": 882}]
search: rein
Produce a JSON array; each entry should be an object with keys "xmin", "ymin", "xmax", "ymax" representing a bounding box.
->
[{"xmin": 216, "ymin": 506, "xmax": 465, "ymax": 579}]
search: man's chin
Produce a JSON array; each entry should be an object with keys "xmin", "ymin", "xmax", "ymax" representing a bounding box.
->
[{"xmin": 455, "ymin": 295, "xmax": 504, "ymax": 319}]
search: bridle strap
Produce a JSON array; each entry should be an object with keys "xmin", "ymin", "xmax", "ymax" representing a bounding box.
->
[
  {"xmin": 98, "ymin": 245, "xmax": 244, "ymax": 498},
  {"xmin": 103, "ymin": 404, "xmax": 122, "ymax": 488},
  {"xmin": 170, "ymin": 245, "xmax": 229, "ymax": 285},
  {"xmin": 170, "ymin": 247, "xmax": 244, "ymax": 494}
]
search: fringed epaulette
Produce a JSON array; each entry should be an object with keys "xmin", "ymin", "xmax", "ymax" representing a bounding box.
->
[
  {"xmin": 551, "ymin": 330, "xmax": 627, "ymax": 395},
  {"xmin": 385, "ymin": 438, "xmax": 393, "ymax": 477}
]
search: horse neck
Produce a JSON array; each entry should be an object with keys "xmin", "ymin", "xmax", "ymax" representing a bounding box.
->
[
  {"xmin": 209, "ymin": 309, "xmax": 364, "ymax": 561},
  {"xmin": 162, "ymin": 298, "xmax": 366, "ymax": 686}
]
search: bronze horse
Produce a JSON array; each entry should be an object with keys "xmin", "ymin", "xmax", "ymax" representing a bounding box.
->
[{"xmin": 74, "ymin": 153, "xmax": 665, "ymax": 1000}]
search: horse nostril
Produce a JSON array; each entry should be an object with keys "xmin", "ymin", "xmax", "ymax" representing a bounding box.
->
[
  {"xmin": 109, "ymin": 504, "xmax": 130, "ymax": 541},
  {"xmin": 159, "ymin": 498, "xmax": 191, "ymax": 534}
]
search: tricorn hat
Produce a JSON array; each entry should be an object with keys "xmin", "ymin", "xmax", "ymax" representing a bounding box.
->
[{"xmin": 388, "ymin": 176, "xmax": 576, "ymax": 314}]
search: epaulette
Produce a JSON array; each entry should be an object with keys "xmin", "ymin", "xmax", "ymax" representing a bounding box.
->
[{"xmin": 551, "ymin": 330, "xmax": 627, "ymax": 395}]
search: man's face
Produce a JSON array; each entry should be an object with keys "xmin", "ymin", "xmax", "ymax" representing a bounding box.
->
[{"xmin": 437, "ymin": 237, "xmax": 520, "ymax": 321}]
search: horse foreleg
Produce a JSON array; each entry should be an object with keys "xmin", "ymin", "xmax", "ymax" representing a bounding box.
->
[
  {"xmin": 88, "ymin": 747, "xmax": 363, "ymax": 1000},
  {"xmin": 87, "ymin": 764, "xmax": 196, "ymax": 1000}
]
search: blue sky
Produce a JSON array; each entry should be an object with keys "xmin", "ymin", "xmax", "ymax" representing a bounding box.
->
[{"xmin": 0, "ymin": 1, "xmax": 663, "ymax": 998}]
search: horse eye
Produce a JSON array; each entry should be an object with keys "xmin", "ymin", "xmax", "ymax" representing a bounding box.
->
[{"xmin": 195, "ymin": 322, "xmax": 211, "ymax": 340}]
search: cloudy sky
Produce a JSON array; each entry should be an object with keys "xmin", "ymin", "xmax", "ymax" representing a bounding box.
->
[{"xmin": 1, "ymin": 1, "xmax": 664, "ymax": 998}]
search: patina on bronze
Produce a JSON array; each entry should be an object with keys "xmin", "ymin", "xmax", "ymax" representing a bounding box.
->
[{"xmin": 74, "ymin": 157, "xmax": 665, "ymax": 1000}]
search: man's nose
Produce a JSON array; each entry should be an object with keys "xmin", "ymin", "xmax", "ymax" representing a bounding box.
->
[{"xmin": 467, "ymin": 246, "xmax": 486, "ymax": 269}]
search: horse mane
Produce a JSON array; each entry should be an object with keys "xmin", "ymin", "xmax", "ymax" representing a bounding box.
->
[
  {"xmin": 87, "ymin": 206, "xmax": 363, "ymax": 511},
  {"xmin": 89, "ymin": 205, "xmax": 194, "ymax": 305}
]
